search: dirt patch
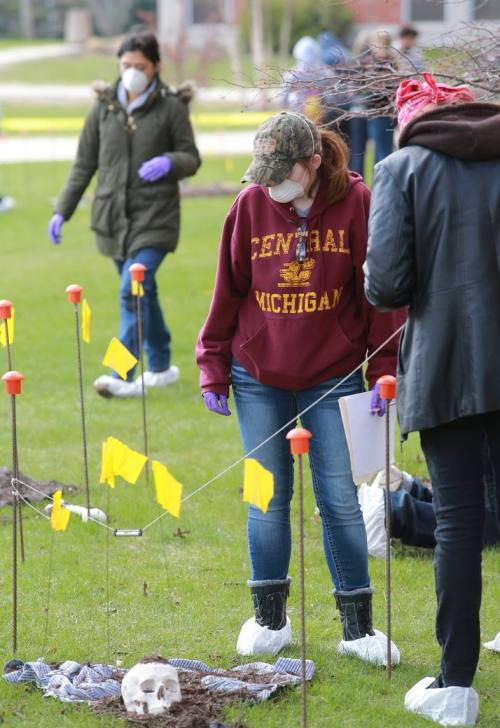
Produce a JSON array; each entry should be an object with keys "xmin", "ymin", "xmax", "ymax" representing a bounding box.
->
[
  {"xmin": 92, "ymin": 669, "xmax": 251, "ymax": 727},
  {"xmin": 0, "ymin": 466, "xmax": 78, "ymax": 508}
]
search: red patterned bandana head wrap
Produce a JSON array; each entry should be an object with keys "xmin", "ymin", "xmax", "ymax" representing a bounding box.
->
[{"xmin": 396, "ymin": 72, "xmax": 475, "ymax": 129}]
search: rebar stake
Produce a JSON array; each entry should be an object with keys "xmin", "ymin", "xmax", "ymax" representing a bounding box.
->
[
  {"xmin": 286, "ymin": 427, "xmax": 312, "ymax": 728},
  {"xmin": 377, "ymin": 374, "xmax": 397, "ymax": 680},
  {"xmin": 129, "ymin": 263, "xmax": 149, "ymax": 484},
  {"xmin": 66, "ymin": 285, "xmax": 91, "ymax": 514},
  {"xmin": 3, "ymin": 370, "xmax": 25, "ymax": 653}
]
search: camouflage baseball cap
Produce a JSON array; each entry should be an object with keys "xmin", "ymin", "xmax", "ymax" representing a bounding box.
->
[{"xmin": 241, "ymin": 111, "xmax": 322, "ymax": 186}]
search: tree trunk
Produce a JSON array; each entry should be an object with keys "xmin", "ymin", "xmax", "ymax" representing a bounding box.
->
[
  {"xmin": 250, "ymin": 0, "xmax": 265, "ymax": 84},
  {"xmin": 279, "ymin": 0, "xmax": 293, "ymax": 65},
  {"xmin": 19, "ymin": 0, "xmax": 34, "ymax": 39}
]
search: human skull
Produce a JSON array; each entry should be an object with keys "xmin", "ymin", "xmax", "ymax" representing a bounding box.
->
[{"xmin": 121, "ymin": 661, "xmax": 181, "ymax": 715}]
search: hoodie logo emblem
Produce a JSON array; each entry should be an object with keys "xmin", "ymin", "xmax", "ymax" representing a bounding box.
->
[{"xmin": 278, "ymin": 258, "xmax": 315, "ymax": 288}]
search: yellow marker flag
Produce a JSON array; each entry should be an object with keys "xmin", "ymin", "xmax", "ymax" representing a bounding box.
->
[
  {"xmin": 243, "ymin": 459, "xmax": 274, "ymax": 514},
  {"xmin": 50, "ymin": 490, "xmax": 71, "ymax": 531},
  {"xmin": 152, "ymin": 460, "xmax": 183, "ymax": 518},
  {"xmin": 82, "ymin": 299, "xmax": 91, "ymax": 343},
  {"xmin": 100, "ymin": 437, "xmax": 147, "ymax": 487},
  {"xmin": 102, "ymin": 338, "xmax": 137, "ymax": 380},
  {"xmin": 100, "ymin": 438, "xmax": 115, "ymax": 487},
  {"xmin": 131, "ymin": 280, "xmax": 144, "ymax": 297},
  {"xmin": 0, "ymin": 307, "xmax": 14, "ymax": 348}
]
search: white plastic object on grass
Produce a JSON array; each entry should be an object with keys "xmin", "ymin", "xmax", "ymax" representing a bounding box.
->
[
  {"xmin": 44, "ymin": 502, "xmax": 107, "ymax": 523},
  {"xmin": 236, "ymin": 616, "xmax": 292, "ymax": 656},
  {"xmin": 337, "ymin": 628, "xmax": 400, "ymax": 667},
  {"xmin": 483, "ymin": 631, "xmax": 500, "ymax": 652},
  {"xmin": 404, "ymin": 677, "xmax": 479, "ymax": 726},
  {"xmin": 358, "ymin": 483, "xmax": 386, "ymax": 558},
  {"xmin": 121, "ymin": 661, "xmax": 181, "ymax": 716}
]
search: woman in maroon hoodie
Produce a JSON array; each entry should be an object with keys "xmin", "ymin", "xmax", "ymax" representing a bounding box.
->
[{"xmin": 196, "ymin": 112, "xmax": 403, "ymax": 661}]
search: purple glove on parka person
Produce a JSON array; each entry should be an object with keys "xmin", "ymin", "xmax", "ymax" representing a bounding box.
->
[
  {"xmin": 48, "ymin": 213, "xmax": 65, "ymax": 244},
  {"xmin": 138, "ymin": 155, "xmax": 172, "ymax": 182},
  {"xmin": 370, "ymin": 382, "xmax": 386, "ymax": 417},
  {"xmin": 203, "ymin": 392, "xmax": 231, "ymax": 416}
]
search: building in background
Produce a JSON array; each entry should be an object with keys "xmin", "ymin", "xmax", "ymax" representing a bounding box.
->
[{"xmin": 347, "ymin": 0, "xmax": 500, "ymax": 40}]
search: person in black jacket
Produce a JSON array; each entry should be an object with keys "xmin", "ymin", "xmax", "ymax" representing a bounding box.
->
[{"xmin": 363, "ymin": 73, "xmax": 500, "ymax": 726}]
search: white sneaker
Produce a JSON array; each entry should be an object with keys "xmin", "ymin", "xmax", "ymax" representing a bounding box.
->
[
  {"xmin": 93, "ymin": 375, "xmax": 143, "ymax": 398},
  {"xmin": 236, "ymin": 617, "xmax": 292, "ymax": 656},
  {"xmin": 0, "ymin": 196, "xmax": 15, "ymax": 213},
  {"xmin": 139, "ymin": 366, "xmax": 180, "ymax": 388},
  {"xmin": 405, "ymin": 677, "xmax": 479, "ymax": 726},
  {"xmin": 338, "ymin": 628, "xmax": 401, "ymax": 667}
]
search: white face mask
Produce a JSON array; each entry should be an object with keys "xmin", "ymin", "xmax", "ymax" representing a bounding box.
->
[
  {"xmin": 268, "ymin": 179, "xmax": 305, "ymax": 204},
  {"xmin": 122, "ymin": 67, "xmax": 149, "ymax": 94}
]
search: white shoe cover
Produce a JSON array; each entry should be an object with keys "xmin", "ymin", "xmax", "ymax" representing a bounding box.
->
[
  {"xmin": 236, "ymin": 617, "xmax": 292, "ymax": 656},
  {"xmin": 483, "ymin": 631, "xmax": 500, "ymax": 652},
  {"xmin": 358, "ymin": 483, "xmax": 387, "ymax": 558},
  {"xmin": 139, "ymin": 365, "xmax": 180, "ymax": 388},
  {"xmin": 337, "ymin": 628, "xmax": 400, "ymax": 667},
  {"xmin": 372, "ymin": 465, "xmax": 404, "ymax": 491},
  {"xmin": 404, "ymin": 677, "xmax": 479, "ymax": 726},
  {"xmin": 93, "ymin": 375, "xmax": 143, "ymax": 398}
]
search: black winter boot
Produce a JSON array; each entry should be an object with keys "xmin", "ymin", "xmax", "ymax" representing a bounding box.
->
[
  {"xmin": 249, "ymin": 578, "xmax": 290, "ymax": 630},
  {"xmin": 334, "ymin": 588, "xmax": 375, "ymax": 641}
]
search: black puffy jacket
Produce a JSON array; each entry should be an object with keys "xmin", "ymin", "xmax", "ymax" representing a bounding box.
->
[{"xmin": 364, "ymin": 103, "xmax": 500, "ymax": 435}]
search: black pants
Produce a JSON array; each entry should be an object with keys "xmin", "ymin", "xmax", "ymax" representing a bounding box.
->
[{"xmin": 420, "ymin": 411, "xmax": 500, "ymax": 687}]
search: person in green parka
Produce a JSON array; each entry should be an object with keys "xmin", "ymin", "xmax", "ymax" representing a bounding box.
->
[{"xmin": 48, "ymin": 30, "xmax": 201, "ymax": 398}]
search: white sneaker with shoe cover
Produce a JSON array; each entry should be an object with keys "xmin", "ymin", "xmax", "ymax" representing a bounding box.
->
[
  {"xmin": 139, "ymin": 366, "xmax": 180, "ymax": 388},
  {"xmin": 93, "ymin": 375, "xmax": 143, "ymax": 398}
]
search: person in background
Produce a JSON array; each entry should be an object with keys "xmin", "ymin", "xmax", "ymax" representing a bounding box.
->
[
  {"xmin": 395, "ymin": 24, "xmax": 425, "ymax": 74},
  {"xmin": 317, "ymin": 30, "xmax": 352, "ymax": 145},
  {"xmin": 281, "ymin": 36, "xmax": 324, "ymax": 122},
  {"xmin": 349, "ymin": 29, "xmax": 397, "ymax": 177},
  {"xmin": 364, "ymin": 72, "xmax": 500, "ymax": 726},
  {"xmin": 197, "ymin": 111, "xmax": 404, "ymax": 664},
  {"xmin": 48, "ymin": 29, "xmax": 201, "ymax": 398}
]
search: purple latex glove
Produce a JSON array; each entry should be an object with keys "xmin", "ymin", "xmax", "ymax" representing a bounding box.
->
[
  {"xmin": 48, "ymin": 212, "xmax": 64, "ymax": 244},
  {"xmin": 202, "ymin": 392, "xmax": 231, "ymax": 416},
  {"xmin": 370, "ymin": 383, "xmax": 386, "ymax": 417},
  {"xmin": 138, "ymin": 155, "xmax": 172, "ymax": 182}
]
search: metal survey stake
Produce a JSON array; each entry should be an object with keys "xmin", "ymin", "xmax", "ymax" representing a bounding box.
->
[
  {"xmin": 377, "ymin": 374, "xmax": 397, "ymax": 680},
  {"xmin": 66, "ymin": 285, "xmax": 91, "ymax": 513},
  {"xmin": 286, "ymin": 427, "xmax": 312, "ymax": 728},
  {"xmin": 3, "ymin": 370, "xmax": 24, "ymax": 653},
  {"xmin": 0, "ymin": 301, "xmax": 25, "ymax": 561},
  {"xmin": 129, "ymin": 264, "xmax": 149, "ymax": 483}
]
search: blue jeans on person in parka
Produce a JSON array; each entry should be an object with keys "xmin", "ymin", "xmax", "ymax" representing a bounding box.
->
[
  {"xmin": 113, "ymin": 247, "xmax": 171, "ymax": 380},
  {"xmin": 231, "ymin": 360, "xmax": 369, "ymax": 591}
]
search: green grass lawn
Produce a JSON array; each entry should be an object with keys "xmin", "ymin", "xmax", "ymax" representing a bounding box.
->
[{"xmin": 0, "ymin": 160, "xmax": 498, "ymax": 727}]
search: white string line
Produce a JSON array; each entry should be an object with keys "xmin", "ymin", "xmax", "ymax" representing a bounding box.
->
[
  {"xmin": 142, "ymin": 323, "xmax": 405, "ymax": 533},
  {"xmin": 11, "ymin": 478, "xmax": 115, "ymax": 532},
  {"xmin": 11, "ymin": 487, "xmax": 50, "ymax": 521},
  {"xmin": 10, "ymin": 322, "xmax": 404, "ymax": 536}
]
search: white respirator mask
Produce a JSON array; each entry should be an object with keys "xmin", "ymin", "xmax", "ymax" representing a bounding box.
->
[
  {"xmin": 122, "ymin": 67, "xmax": 149, "ymax": 94},
  {"xmin": 268, "ymin": 179, "xmax": 305, "ymax": 204}
]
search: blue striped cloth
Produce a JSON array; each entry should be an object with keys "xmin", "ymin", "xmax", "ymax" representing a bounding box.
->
[{"xmin": 3, "ymin": 656, "xmax": 315, "ymax": 704}]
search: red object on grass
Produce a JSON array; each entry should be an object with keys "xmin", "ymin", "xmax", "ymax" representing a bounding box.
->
[
  {"xmin": 286, "ymin": 427, "xmax": 312, "ymax": 455},
  {"xmin": 0, "ymin": 300, "xmax": 13, "ymax": 320},
  {"xmin": 377, "ymin": 375, "xmax": 397, "ymax": 400},
  {"xmin": 2, "ymin": 371, "xmax": 24, "ymax": 396},
  {"xmin": 129, "ymin": 263, "xmax": 146, "ymax": 282},
  {"xmin": 65, "ymin": 284, "xmax": 83, "ymax": 304}
]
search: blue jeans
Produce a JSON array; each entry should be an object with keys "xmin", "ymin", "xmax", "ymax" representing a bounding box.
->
[
  {"xmin": 231, "ymin": 361, "xmax": 369, "ymax": 591},
  {"xmin": 114, "ymin": 247, "xmax": 171, "ymax": 380},
  {"xmin": 349, "ymin": 116, "xmax": 394, "ymax": 177}
]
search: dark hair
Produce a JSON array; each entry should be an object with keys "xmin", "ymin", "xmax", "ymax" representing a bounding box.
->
[
  {"xmin": 299, "ymin": 128, "xmax": 350, "ymax": 206},
  {"xmin": 117, "ymin": 30, "xmax": 161, "ymax": 64},
  {"xmin": 399, "ymin": 24, "xmax": 418, "ymax": 39}
]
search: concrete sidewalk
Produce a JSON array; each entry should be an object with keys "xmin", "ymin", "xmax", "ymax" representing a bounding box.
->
[
  {"xmin": 0, "ymin": 131, "xmax": 254, "ymax": 163},
  {"xmin": 0, "ymin": 43, "xmax": 81, "ymax": 67}
]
